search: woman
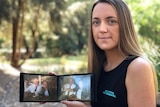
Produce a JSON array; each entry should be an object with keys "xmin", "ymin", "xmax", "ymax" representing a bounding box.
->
[{"xmin": 62, "ymin": 0, "xmax": 158, "ymax": 107}]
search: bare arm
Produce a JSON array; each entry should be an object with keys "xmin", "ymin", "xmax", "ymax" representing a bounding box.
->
[{"xmin": 126, "ymin": 57, "xmax": 156, "ymax": 107}]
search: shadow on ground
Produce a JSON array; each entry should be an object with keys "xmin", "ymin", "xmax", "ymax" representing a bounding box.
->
[{"xmin": 0, "ymin": 69, "xmax": 17, "ymax": 101}]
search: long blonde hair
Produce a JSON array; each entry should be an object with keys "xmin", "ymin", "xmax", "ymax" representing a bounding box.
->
[{"xmin": 88, "ymin": 0, "xmax": 158, "ymax": 94}]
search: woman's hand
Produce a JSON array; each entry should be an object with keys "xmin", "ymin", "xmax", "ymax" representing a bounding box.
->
[
  {"xmin": 48, "ymin": 71, "xmax": 56, "ymax": 76},
  {"xmin": 61, "ymin": 100, "xmax": 91, "ymax": 107}
]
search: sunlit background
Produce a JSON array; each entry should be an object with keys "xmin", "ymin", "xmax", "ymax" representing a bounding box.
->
[{"xmin": 0, "ymin": 0, "xmax": 160, "ymax": 106}]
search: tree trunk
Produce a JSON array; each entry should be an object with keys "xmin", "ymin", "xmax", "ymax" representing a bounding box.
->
[
  {"xmin": 11, "ymin": 0, "xmax": 41, "ymax": 68},
  {"xmin": 11, "ymin": 17, "xmax": 19, "ymax": 68},
  {"xmin": 11, "ymin": 0, "xmax": 25, "ymax": 68}
]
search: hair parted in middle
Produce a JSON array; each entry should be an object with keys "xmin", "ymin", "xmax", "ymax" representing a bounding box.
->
[{"xmin": 88, "ymin": 0, "xmax": 142, "ymax": 80}]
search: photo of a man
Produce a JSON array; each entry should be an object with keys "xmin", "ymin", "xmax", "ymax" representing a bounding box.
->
[
  {"xmin": 23, "ymin": 74, "xmax": 57, "ymax": 101},
  {"xmin": 59, "ymin": 76, "xmax": 77, "ymax": 100},
  {"xmin": 58, "ymin": 75, "xmax": 91, "ymax": 101}
]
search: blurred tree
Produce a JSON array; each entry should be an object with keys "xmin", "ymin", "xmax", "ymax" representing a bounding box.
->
[
  {"xmin": 0, "ymin": 0, "xmax": 10, "ymax": 23},
  {"xmin": 126, "ymin": 0, "xmax": 160, "ymax": 89},
  {"xmin": 130, "ymin": 0, "xmax": 160, "ymax": 67},
  {"xmin": 0, "ymin": 0, "xmax": 67, "ymax": 68},
  {"xmin": 11, "ymin": 0, "xmax": 26, "ymax": 68},
  {"xmin": 128, "ymin": 0, "xmax": 160, "ymax": 45},
  {"xmin": 66, "ymin": 1, "xmax": 90, "ymax": 53},
  {"xmin": 0, "ymin": 0, "xmax": 158, "ymax": 72},
  {"xmin": 46, "ymin": 1, "xmax": 91, "ymax": 56}
]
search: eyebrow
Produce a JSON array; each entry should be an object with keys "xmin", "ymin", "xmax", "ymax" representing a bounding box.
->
[{"xmin": 92, "ymin": 16, "xmax": 117, "ymax": 19}]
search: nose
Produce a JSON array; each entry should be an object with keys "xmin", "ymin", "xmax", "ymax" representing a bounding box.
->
[{"xmin": 99, "ymin": 22, "xmax": 108, "ymax": 33}]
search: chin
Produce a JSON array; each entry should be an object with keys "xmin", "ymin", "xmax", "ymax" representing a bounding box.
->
[
  {"xmin": 99, "ymin": 46, "xmax": 116, "ymax": 51},
  {"xmin": 99, "ymin": 45, "xmax": 110, "ymax": 50},
  {"xmin": 98, "ymin": 43, "xmax": 117, "ymax": 51}
]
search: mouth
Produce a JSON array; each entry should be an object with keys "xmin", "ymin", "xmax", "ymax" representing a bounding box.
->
[{"xmin": 98, "ymin": 36, "xmax": 111, "ymax": 39}]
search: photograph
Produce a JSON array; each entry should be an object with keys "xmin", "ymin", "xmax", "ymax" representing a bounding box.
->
[
  {"xmin": 20, "ymin": 73, "xmax": 94, "ymax": 102},
  {"xmin": 58, "ymin": 75, "xmax": 91, "ymax": 101},
  {"xmin": 21, "ymin": 74, "xmax": 57, "ymax": 102}
]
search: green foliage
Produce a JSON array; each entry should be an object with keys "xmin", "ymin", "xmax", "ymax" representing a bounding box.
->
[
  {"xmin": 139, "ymin": 37, "xmax": 160, "ymax": 72},
  {"xmin": 46, "ymin": 35, "xmax": 78, "ymax": 56},
  {"xmin": 46, "ymin": 1, "xmax": 92, "ymax": 56},
  {"xmin": 0, "ymin": 0, "xmax": 10, "ymax": 22},
  {"xmin": 0, "ymin": 38, "xmax": 5, "ymax": 48},
  {"xmin": 126, "ymin": 0, "xmax": 160, "ymax": 90},
  {"xmin": 127, "ymin": 0, "xmax": 160, "ymax": 44},
  {"xmin": 0, "ymin": 0, "xmax": 93, "ymax": 57},
  {"xmin": 139, "ymin": 4, "xmax": 160, "ymax": 45}
]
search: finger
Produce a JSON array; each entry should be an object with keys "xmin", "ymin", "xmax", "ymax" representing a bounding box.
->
[
  {"xmin": 48, "ymin": 72, "xmax": 56, "ymax": 75},
  {"xmin": 61, "ymin": 100, "xmax": 71, "ymax": 106}
]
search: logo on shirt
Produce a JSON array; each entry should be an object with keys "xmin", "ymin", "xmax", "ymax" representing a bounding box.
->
[{"xmin": 103, "ymin": 90, "xmax": 117, "ymax": 98}]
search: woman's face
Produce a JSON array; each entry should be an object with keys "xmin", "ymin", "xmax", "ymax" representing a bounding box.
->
[{"xmin": 92, "ymin": 3, "xmax": 119, "ymax": 51}]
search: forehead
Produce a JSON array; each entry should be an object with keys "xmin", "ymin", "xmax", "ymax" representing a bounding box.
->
[{"xmin": 92, "ymin": 3, "xmax": 117, "ymax": 18}]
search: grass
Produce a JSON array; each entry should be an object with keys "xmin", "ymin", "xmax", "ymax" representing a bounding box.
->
[
  {"xmin": 24, "ymin": 55, "xmax": 87, "ymax": 65},
  {"xmin": 22, "ymin": 55, "xmax": 88, "ymax": 75}
]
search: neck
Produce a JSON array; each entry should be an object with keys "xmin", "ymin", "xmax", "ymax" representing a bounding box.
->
[{"xmin": 104, "ymin": 50, "xmax": 127, "ymax": 71}]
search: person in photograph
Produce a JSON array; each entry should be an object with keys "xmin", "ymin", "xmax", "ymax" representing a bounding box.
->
[
  {"xmin": 39, "ymin": 80, "xmax": 50, "ymax": 99},
  {"xmin": 39, "ymin": 79, "xmax": 56, "ymax": 101},
  {"xmin": 24, "ymin": 79, "xmax": 30, "ymax": 91},
  {"xmin": 24, "ymin": 78, "xmax": 42, "ymax": 100},
  {"xmin": 76, "ymin": 80, "xmax": 83, "ymax": 99},
  {"xmin": 49, "ymin": 77, "xmax": 58, "ymax": 100},
  {"xmin": 60, "ymin": 77, "xmax": 77, "ymax": 100},
  {"xmin": 76, "ymin": 80, "xmax": 90, "ymax": 100},
  {"xmin": 61, "ymin": 0, "xmax": 158, "ymax": 107}
]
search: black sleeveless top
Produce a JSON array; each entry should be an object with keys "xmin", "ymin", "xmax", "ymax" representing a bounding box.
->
[{"xmin": 92, "ymin": 56, "xmax": 138, "ymax": 107}]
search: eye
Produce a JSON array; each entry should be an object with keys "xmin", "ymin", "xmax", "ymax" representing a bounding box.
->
[
  {"xmin": 107, "ymin": 19, "xmax": 118, "ymax": 25},
  {"xmin": 92, "ymin": 20, "xmax": 100, "ymax": 26}
]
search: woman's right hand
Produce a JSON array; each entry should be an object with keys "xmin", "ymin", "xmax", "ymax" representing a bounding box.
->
[
  {"xmin": 61, "ymin": 100, "xmax": 91, "ymax": 107},
  {"xmin": 48, "ymin": 71, "xmax": 56, "ymax": 76},
  {"xmin": 49, "ymin": 72, "xmax": 92, "ymax": 107}
]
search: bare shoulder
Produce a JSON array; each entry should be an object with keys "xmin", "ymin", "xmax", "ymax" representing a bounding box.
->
[
  {"xmin": 126, "ymin": 56, "xmax": 154, "ymax": 89},
  {"xmin": 127, "ymin": 57, "xmax": 152, "ymax": 76},
  {"xmin": 126, "ymin": 57, "xmax": 156, "ymax": 106}
]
